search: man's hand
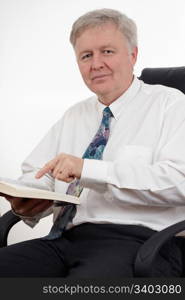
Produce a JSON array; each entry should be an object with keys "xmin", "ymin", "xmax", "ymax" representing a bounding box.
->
[
  {"xmin": 0, "ymin": 193, "xmax": 53, "ymax": 217},
  {"xmin": 35, "ymin": 153, "xmax": 84, "ymax": 183}
]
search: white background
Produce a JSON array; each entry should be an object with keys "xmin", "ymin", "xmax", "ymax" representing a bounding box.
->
[{"xmin": 0, "ymin": 0, "xmax": 185, "ymax": 243}]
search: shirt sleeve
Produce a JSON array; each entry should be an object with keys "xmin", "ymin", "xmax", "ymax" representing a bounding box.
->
[
  {"xmin": 81, "ymin": 98, "xmax": 185, "ymax": 207},
  {"xmin": 16, "ymin": 117, "xmax": 65, "ymax": 227}
]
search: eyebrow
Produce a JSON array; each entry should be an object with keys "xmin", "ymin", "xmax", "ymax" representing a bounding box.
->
[{"xmin": 78, "ymin": 45, "xmax": 116, "ymax": 57}]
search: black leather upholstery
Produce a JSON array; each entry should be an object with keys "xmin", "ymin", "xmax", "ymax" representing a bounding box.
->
[{"xmin": 140, "ymin": 66, "xmax": 185, "ymax": 94}]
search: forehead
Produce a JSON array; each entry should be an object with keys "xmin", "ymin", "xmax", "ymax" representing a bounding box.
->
[{"xmin": 74, "ymin": 23, "xmax": 126, "ymax": 51}]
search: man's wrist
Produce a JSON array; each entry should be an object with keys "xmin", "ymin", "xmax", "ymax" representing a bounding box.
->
[
  {"xmin": 81, "ymin": 159, "xmax": 110, "ymax": 186},
  {"xmin": 11, "ymin": 207, "xmax": 35, "ymax": 219}
]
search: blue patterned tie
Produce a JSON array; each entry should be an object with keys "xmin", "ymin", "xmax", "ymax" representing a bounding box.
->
[{"xmin": 44, "ymin": 106, "xmax": 113, "ymax": 239}]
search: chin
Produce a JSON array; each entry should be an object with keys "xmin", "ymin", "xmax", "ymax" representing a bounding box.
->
[
  {"xmin": 90, "ymin": 84, "xmax": 111, "ymax": 95},
  {"xmin": 92, "ymin": 89, "xmax": 110, "ymax": 97}
]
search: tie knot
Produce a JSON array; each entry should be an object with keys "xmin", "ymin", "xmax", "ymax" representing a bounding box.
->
[{"xmin": 103, "ymin": 106, "xmax": 113, "ymax": 118}]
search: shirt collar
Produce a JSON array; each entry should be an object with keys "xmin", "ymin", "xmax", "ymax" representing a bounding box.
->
[{"xmin": 96, "ymin": 76, "xmax": 141, "ymax": 120}]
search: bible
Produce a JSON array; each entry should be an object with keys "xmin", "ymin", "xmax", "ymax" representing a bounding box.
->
[{"xmin": 0, "ymin": 180, "xmax": 80, "ymax": 205}]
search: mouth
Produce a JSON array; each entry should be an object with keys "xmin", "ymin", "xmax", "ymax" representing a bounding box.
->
[{"xmin": 91, "ymin": 74, "xmax": 111, "ymax": 81}]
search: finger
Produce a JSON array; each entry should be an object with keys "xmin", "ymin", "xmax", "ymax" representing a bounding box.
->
[
  {"xmin": 54, "ymin": 158, "xmax": 74, "ymax": 181},
  {"xmin": 12, "ymin": 198, "xmax": 53, "ymax": 217},
  {"xmin": 22, "ymin": 200, "xmax": 53, "ymax": 217},
  {"xmin": 35, "ymin": 158, "xmax": 58, "ymax": 179},
  {"xmin": 56, "ymin": 174, "xmax": 75, "ymax": 183},
  {"xmin": 56, "ymin": 167, "xmax": 75, "ymax": 183},
  {"xmin": 35, "ymin": 165, "xmax": 53, "ymax": 179},
  {"xmin": 0, "ymin": 193, "xmax": 13, "ymax": 201},
  {"xmin": 2, "ymin": 195, "xmax": 23, "ymax": 204},
  {"xmin": 65, "ymin": 176, "xmax": 76, "ymax": 183},
  {"xmin": 52, "ymin": 161, "xmax": 64, "ymax": 178},
  {"xmin": 10, "ymin": 197, "xmax": 33, "ymax": 213},
  {"xmin": 0, "ymin": 192, "xmax": 6, "ymax": 197}
]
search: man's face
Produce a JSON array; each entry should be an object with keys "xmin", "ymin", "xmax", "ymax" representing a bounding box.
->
[{"xmin": 74, "ymin": 23, "xmax": 138, "ymax": 105}]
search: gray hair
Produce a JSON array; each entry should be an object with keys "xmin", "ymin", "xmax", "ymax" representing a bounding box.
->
[{"xmin": 70, "ymin": 8, "xmax": 138, "ymax": 50}]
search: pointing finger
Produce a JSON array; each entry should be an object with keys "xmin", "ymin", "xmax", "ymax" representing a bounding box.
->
[{"xmin": 35, "ymin": 158, "xmax": 58, "ymax": 179}]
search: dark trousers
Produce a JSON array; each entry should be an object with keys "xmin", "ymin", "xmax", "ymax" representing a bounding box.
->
[{"xmin": 0, "ymin": 223, "xmax": 183, "ymax": 277}]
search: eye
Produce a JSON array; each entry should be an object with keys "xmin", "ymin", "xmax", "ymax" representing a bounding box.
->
[
  {"xmin": 81, "ymin": 53, "xmax": 92, "ymax": 60},
  {"xmin": 103, "ymin": 49, "xmax": 114, "ymax": 54}
]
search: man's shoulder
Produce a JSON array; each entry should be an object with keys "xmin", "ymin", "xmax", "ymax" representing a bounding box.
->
[
  {"xmin": 49, "ymin": 95, "xmax": 97, "ymax": 131},
  {"xmin": 59, "ymin": 96, "xmax": 97, "ymax": 122},
  {"xmin": 64, "ymin": 95, "xmax": 97, "ymax": 115},
  {"xmin": 139, "ymin": 79, "xmax": 185, "ymax": 105},
  {"xmin": 141, "ymin": 78, "xmax": 184, "ymax": 96}
]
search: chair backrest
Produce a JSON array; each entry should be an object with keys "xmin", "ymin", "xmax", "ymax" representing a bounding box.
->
[
  {"xmin": 139, "ymin": 66, "xmax": 185, "ymax": 94},
  {"xmin": 138, "ymin": 66, "xmax": 185, "ymax": 276}
]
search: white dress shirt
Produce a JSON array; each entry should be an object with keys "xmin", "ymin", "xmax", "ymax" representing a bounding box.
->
[{"xmin": 19, "ymin": 76, "xmax": 185, "ymax": 233}]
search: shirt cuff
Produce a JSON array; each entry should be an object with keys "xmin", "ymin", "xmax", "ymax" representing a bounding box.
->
[
  {"xmin": 81, "ymin": 159, "xmax": 111, "ymax": 189},
  {"xmin": 11, "ymin": 208, "xmax": 40, "ymax": 228}
]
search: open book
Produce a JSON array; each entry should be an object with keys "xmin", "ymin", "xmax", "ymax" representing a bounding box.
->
[{"xmin": 0, "ymin": 180, "xmax": 80, "ymax": 205}]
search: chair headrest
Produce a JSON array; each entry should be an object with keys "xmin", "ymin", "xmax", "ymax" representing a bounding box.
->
[{"xmin": 139, "ymin": 67, "xmax": 185, "ymax": 94}]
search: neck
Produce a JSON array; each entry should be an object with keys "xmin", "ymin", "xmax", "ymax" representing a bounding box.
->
[{"xmin": 98, "ymin": 76, "xmax": 134, "ymax": 105}]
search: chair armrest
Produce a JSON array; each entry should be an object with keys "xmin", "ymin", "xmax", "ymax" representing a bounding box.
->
[
  {"xmin": 0, "ymin": 210, "xmax": 21, "ymax": 247},
  {"xmin": 134, "ymin": 219, "xmax": 185, "ymax": 277}
]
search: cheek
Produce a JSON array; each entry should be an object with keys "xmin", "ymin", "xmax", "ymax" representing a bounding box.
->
[
  {"xmin": 79, "ymin": 65, "xmax": 90, "ymax": 82},
  {"xmin": 117, "ymin": 59, "xmax": 133, "ymax": 75}
]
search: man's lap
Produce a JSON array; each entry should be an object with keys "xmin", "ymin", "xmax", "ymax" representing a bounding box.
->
[
  {"xmin": 0, "ymin": 223, "xmax": 183, "ymax": 277},
  {"xmin": 0, "ymin": 237, "xmax": 68, "ymax": 277}
]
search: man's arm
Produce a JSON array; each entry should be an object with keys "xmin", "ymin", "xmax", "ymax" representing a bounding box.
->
[
  {"xmin": 80, "ymin": 98, "xmax": 185, "ymax": 207},
  {"xmin": 35, "ymin": 153, "xmax": 83, "ymax": 183},
  {"xmin": 4, "ymin": 116, "xmax": 67, "ymax": 226},
  {"xmin": 34, "ymin": 98, "xmax": 185, "ymax": 208}
]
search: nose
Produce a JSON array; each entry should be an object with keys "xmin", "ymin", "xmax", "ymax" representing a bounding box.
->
[{"xmin": 91, "ymin": 54, "xmax": 104, "ymax": 70}]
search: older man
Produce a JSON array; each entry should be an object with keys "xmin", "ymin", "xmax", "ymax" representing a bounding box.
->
[{"xmin": 0, "ymin": 8, "xmax": 185, "ymax": 277}]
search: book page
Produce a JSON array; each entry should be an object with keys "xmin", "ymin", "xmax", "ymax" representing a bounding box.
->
[{"xmin": 0, "ymin": 179, "xmax": 80, "ymax": 205}]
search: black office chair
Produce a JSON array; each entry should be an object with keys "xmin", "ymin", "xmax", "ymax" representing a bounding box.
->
[
  {"xmin": 0, "ymin": 66, "xmax": 185, "ymax": 277},
  {"xmin": 0, "ymin": 210, "xmax": 21, "ymax": 247}
]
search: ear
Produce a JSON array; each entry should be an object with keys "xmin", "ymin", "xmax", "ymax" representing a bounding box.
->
[{"xmin": 130, "ymin": 46, "xmax": 138, "ymax": 66}]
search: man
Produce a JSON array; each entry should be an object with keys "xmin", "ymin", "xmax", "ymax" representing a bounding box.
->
[{"xmin": 0, "ymin": 8, "xmax": 185, "ymax": 277}]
